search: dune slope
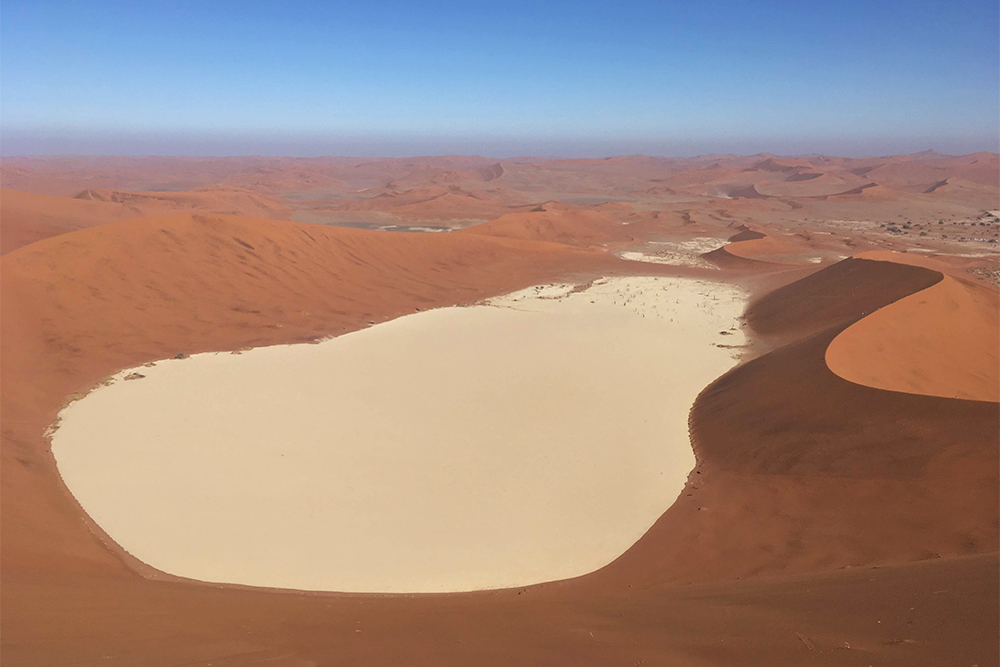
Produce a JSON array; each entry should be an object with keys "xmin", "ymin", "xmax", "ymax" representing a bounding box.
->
[
  {"xmin": 745, "ymin": 257, "xmax": 943, "ymax": 339},
  {"xmin": 1, "ymin": 189, "xmax": 135, "ymax": 254},
  {"xmin": 827, "ymin": 272, "xmax": 999, "ymax": 402},
  {"xmin": 461, "ymin": 205, "xmax": 633, "ymax": 246},
  {"xmin": 594, "ymin": 258, "xmax": 998, "ymax": 588}
]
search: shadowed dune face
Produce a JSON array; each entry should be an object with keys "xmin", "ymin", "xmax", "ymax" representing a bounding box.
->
[
  {"xmin": 303, "ymin": 185, "xmax": 520, "ymax": 224},
  {"xmin": 744, "ymin": 258, "xmax": 943, "ymax": 340},
  {"xmin": 593, "ymin": 257, "xmax": 998, "ymax": 588}
]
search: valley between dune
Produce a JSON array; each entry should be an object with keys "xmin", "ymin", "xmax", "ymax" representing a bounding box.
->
[{"xmin": 50, "ymin": 277, "xmax": 746, "ymax": 593}]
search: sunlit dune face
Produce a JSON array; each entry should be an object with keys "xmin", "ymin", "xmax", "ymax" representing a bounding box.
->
[{"xmin": 51, "ymin": 277, "xmax": 746, "ymax": 593}]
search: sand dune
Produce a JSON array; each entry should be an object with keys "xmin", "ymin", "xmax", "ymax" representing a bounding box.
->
[
  {"xmin": 826, "ymin": 255, "xmax": 999, "ymax": 402},
  {"xmin": 1, "ymin": 185, "xmax": 289, "ymax": 254},
  {"xmin": 460, "ymin": 204, "xmax": 634, "ymax": 246},
  {"xmin": 73, "ymin": 185, "xmax": 289, "ymax": 219},
  {"xmin": 311, "ymin": 185, "xmax": 519, "ymax": 223},
  {"xmin": 825, "ymin": 182, "xmax": 899, "ymax": 198},
  {"xmin": 745, "ymin": 257, "xmax": 942, "ymax": 338},
  {"xmin": 920, "ymin": 177, "xmax": 1000, "ymax": 207},
  {"xmin": 1, "ymin": 188, "xmax": 137, "ymax": 254},
  {"xmin": 863, "ymin": 153, "xmax": 1000, "ymax": 190},
  {"xmin": 700, "ymin": 227, "xmax": 806, "ymax": 267},
  {"xmin": 594, "ymin": 256, "xmax": 997, "ymax": 588}
]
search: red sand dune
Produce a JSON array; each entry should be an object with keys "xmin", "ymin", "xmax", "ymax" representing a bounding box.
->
[
  {"xmin": 745, "ymin": 257, "xmax": 942, "ymax": 339},
  {"xmin": 1, "ymin": 189, "xmax": 137, "ymax": 254},
  {"xmin": 701, "ymin": 226, "xmax": 806, "ymax": 268},
  {"xmin": 320, "ymin": 185, "xmax": 519, "ymax": 222},
  {"xmin": 1, "ymin": 186, "xmax": 289, "ymax": 254},
  {"xmin": 825, "ymin": 182, "xmax": 900, "ymax": 198},
  {"xmin": 73, "ymin": 185, "xmax": 290, "ymax": 219},
  {"xmin": 460, "ymin": 203, "xmax": 634, "ymax": 246},
  {"xmin": 827, "ymin": 256, "xmax": 999, "ymax": 402},
  {"xmin": 721, "ymin": 234, "xmax": 800, "ymax": 261},
  {"xmin": 919, "ymin": 177, "xmax": 1000, "ymax": 207},
  {"xmin": 862, "ymin": 152, "xmax": 1000, "ymax": 190},
  {"xmin": 726, "ymin": 225, "xmax": 766, "ymax": 243},
  {"xmin": 600, "ymin": 258, "xmax": 997, "ymax": 587}
]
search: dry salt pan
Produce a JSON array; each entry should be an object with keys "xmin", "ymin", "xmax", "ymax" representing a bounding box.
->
[{"xmin": 52, "ymin": 276, "xmax": 747, "ymax": 593}]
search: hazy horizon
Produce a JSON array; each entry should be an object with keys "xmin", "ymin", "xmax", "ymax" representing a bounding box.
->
[{"xmin": 2, "ymin": 129, "xmax": 997, "ymax": 160}]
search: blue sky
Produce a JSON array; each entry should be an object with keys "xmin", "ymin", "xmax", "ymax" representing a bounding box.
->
[{"xmin": 2, "ymin": 0, "xmax": 998, "ymax": 156}]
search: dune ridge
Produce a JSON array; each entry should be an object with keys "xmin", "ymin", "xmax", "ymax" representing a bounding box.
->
[
  {"xmin": 826, "ymin": 255, "xmax": 999, "ymax": 402},
  {"xmin": 1, "ymin": 189, "xmax": 136, "ymax": 254},
  {"xmin": 460, "ymin": 204, "xmax": 635, "ymax": 246},
  {"xmin": 593, "ymin": 257, "xmax": 997, "ymax": 588}
]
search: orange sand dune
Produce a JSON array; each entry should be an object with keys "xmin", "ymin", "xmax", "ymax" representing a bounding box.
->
[
  {"xmin": 383, "ymin": 162, "xmax": 506, "ymax": 189},
  {"xmin": 725, "ymin": 224, "xmax": 766, "ymax": 242},
  {"xmin": 1, "ymin": 186, "xmax": 290, "ymax": 254},
  {"xmin": 722, "ymin": 235, "xmax": 799, "ymax": 260},
  {"xmin": 1, "ymin": 189, "xmax": 136, "ymax": 254},
  {"xmin": 701, "ymin": 227, "xmax": 811, "ymax": 268},
  {"xmin": 460, "ymin": 204, "xmax": 634, "ymax": 246},
  {"xmin": 827, "ymin": 258, "xmax": 999, "ymax": 402},
  {"xmin": 74, "ymin": 185, "xmax": 290, "ymax": 219},
  {"xmin": 676, "ymin": 161, "xmax": 866, "ymax": 199},
  {"xmin": 746, "ymin": 257, "xmax": 943, "ymax": 339},
  {"xmin": 825, "ymin": 182, "xmax": 900, "ymax": 198},
  {"xmin": 320, "ymin": 185, "xmax": 521, "ymax": 222},
  {"xmin": 863, "ymin": 154, "xmax": 1000, "ymax": 191},
  {"xmin": 920, "ymin": 177, "xmax": 1000, "ymax": 208}
]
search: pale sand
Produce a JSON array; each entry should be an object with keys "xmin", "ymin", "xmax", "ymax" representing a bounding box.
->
[
  {"xmin": 619, "ymin": 237, "xmax": 727, "ymax": 269},
  {"xmin": 51, "ymin": 277, "xmax": 747, "ymax": 593}
]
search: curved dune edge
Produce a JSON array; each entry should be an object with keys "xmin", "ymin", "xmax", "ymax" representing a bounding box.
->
[
  {"xmin": 702, "ymin": 226, "xmax": 810, "ymax": 268},
  {"xmin": 826, "ymin": 252, "xmax": 1000, "ymax": 402},
  {"xmin": 723, "ymin": 235, "xmax": 797, "ymax": 261},
  {"xmin": 601, "ymin": 255, "xmax": 997, "ymax": 589}
]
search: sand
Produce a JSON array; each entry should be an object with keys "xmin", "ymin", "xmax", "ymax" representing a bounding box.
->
[
  {"xmin": 826, "ymin": 256, "xmax": 999, "ymax": 402},
  {"xmin": 50, "ymin": 276, "xmax": 746, "ymax": 593},
  {"xmin": 3, "ymin": 155, "xmax": 999, "ymax": 665}
]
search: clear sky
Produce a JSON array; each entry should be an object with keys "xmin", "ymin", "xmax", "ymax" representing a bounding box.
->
[{"xmin": 2, "ymin": 0, "xmax": 998, "ymax": 157}]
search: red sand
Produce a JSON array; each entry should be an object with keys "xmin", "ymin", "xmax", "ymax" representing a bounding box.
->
[
  {"xmin": 1, "ymin": 189, "xmax": 135, "ymax": 254},
  {"xmin": 827, "ymin": 270, "xmax": 999, "ymax": 402}
]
